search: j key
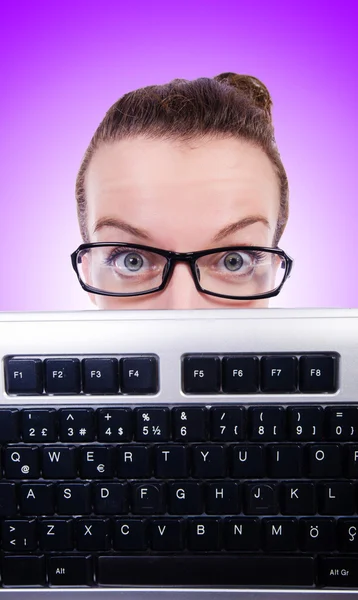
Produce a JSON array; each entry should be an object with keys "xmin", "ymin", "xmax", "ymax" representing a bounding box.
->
[
  {"xmin": 210, "ymin": 406, "xmax": 245, "ymax": 441},
  {"xmin": 281, "ymin": 482, "xmax": 316, "ymax": 515},
  {"xmin": 263, "ymin": 519, "xmax": 297, "ymax": 551},
  {"xmin": 192, "ymin": 445, "xmax": 226, "ymax": 478},
  {"xmin": 135, "ymin": 408, "xmax": 170, "ymax": 441},
  {"xmin": 206, "ymin": 482, "xmax": 240, "ymax": 514},
  {"xmin": 150, "ymin": 519, "xmax": 185, "ymax": 551},
  {"xmin": 93, "ymin": 482, "xmax": 128, "ymax": 514},
  {"xmin": 42, "ymin": 446, "xmax": 77, "ymax": 478},
  {"xmin": 82, "ymin": 358, "xmax": 119, "ymax": 394},
  {"xmin": 21, "ymin": 409, "xmax": 57, "ymax": 442},
  {"xmin": 318, "ymin": 482, "xmax": 355, "ymax": 515},
  {"xmin": 44, "ymin": 358, "xmax": 81, "ymax": 394},
  {"xmin": 120, "ymin": 356, "xmax": 158, "ymax": 394},
  {"xmin": 39, "ymin": 519, "xmax": 73, "ymax": 550},
  {"xmin": 183, "ymin": 355, "xmax": 221, "ymax": 393},
  {"xmin": 117, "ymin": 445, "xmax": 151, "ymax": 478},
  {"xmin": 221, "ymin": 356, "xmax": 259, "ymax": 393},
  {"xmin": 267, "ymin": 444, "xmax": 302, "ymax": 478},
  {"xmin": 4, "ymin": 446, "xmax": 40, "ymax": 478},
  {"xmin": 20, "ymin": 483, "xmax": 55, "ymax": 515},
  {"xmin": 155, "ymin": 445, "xmax": 188, "ymax": 478},
  {"xmin": 5, "ymin": 358, "xmax": 43, "ymax": 395},
  {"xmin": 224, "ymin": 518, "xmax": 261, "ymax": 551},
  {"xmin": 80, "ymin": 446, "xmax": 113, "ymax": 479},
  {"xmin": 57, "ymin": 483, "xmax": 91, "ymax": 515},
  {"xmin": 288, "ymin": 406, "xmax": 323, "ymax": 441},
  {"xmin": 59, "ymin": 408, "xmax": 95, "ymax": 442},
  {"xmin": 244, "ymin": 482, "xmax": 278, "ymax": 514},
  {"xmin": 76, "ymin": 519, "xmax": 110, "ymax": 551},
  {"xmin": 48, "ymin": 555, "xmax": 93, "ymax": 586},
  {"xmin": 249, "ymin": 407, "xmax": 286, "ymax": 441},
  {"xmin": 188, "ymin": 519, "xmax": 220, "ymax": 551},
  {"xmin": 337, "ymin": 519, "xmax": 358, "ymax": 552},
  {"xmin": 168, "ymin": 482, "xmax": 203, "ymax": 515},
  {"xmin": 2, "ymin": 555, "xmax": 45, "ymax": 586},
  {"xmin": 231, "ymin": 445, "xmax": 265, "ymax": 478},
  {"xmin": 172, "ymin": 407, "xmax": 207, "ymax": 441},
  {"xmin": 131, "ymin": 482, "xmax": 165, "ymax": 514},
  {"xmin": 0, "ymin": 483, "xmax": 17, "ymax": 517},
  {"xmin": 114, "ymin": 519, "xmax": 147, "ymax": 551},
  {"xmin": 261, "ymin": 355, "xmax": 298, "ymax": 392},
  {"xmin": 307, "ymin": 444, "xmax": 342, "ymax": 477},
  {"xmin": 97, "ymin": 408, "xmax": 132, "ymax": 442},
  {"xmin": 325, "ymin": 407, "xmax": 358, "ymax": 440},
  {"xmin": 0, "ymin": 409, "xmax": 20, "ymax": 442},
  {"xmin": 2, "ymin": 519, "xmax": 37, "ymax": 551},
  {"xmin": 300, "ymin": 518, "xmax": 336, "ymax": 551}
]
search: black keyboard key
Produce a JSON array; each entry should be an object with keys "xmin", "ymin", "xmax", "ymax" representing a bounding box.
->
[
  {"xmin": 231, "ymin": 445, "xmax": 265, "ymax": 478},
  {"xmin": 183, "ymin": 355, "xmax": 221, "ymax": 393},
  {"xmin": 97, "ymin": 555, "xmax": 315, "ymax": 586},
  {"xmin": 337, "ymin": 519, "xmax": 358, "ymax": 552},
  {"xmin": 82, "ymin": 358, "xmax": 118, "ymax": 394},
  {"xmin": 117, "ymin": 445, "xmax": 151, "ymax": 478},
  {"xmin": 299, "ymin": 354, "xmax": 337, "ymax": 392},
  {"xmin": 4, "ymin": 446, "xmax": 40, "ymax": 479},
  {"xmin": 0, "ymin": 483, "xmax": 17, "ymax": 517},
  {"xmin": 131, "ymin": 482, "xmax": 165, "ymax": 514},
  {"xmin": 325, "ymin": 406, "xmax": 358, "ymax": 440},
  {"xmin": 2, "ymin": 555, "xmax": 45, "ymax": 586},
  {"xmin": 249, "ymin": 407, "xmax": 286, "ymax": 441},
  {"xmin": 21, "ymin": 409, "xmax": 57, "ymax": 442},
  {"xmin": 300, "ymin": 518, "xmax": 336, "ymax": 551},
  {"xmin": 59, "ymin": 408, "xmax": 95, "ymax": 442},
  {"xmin": 261, "ymin": 355, "xmax": 298, "ymax": 392},
  {"xmin": 155, "ymin": 445, "xmax": 188, "ymax": 478},
  {"xmin": 2, "ymin": 519, "xmax": 37, "ymax": 551},
  {"xmin": 80, "ymin": 446, "xmax": 113, "ymax": 479},
  {"xmin": 267, "ymin": 444, "xmax": 302, "ymax": 478},
  {"xmin": 318, "ymin": 482, "xmax": 355, "ymax": 515},
  {"xmin": 20, "ymin": 483, "xmax": 55, "ymax": 515},
  {"xmin": 346, "ymin": 445, "xmax": 358, "ymax": 477},
  {"xmin": 192, "ymin": 444, "xmax": 226, "ymax": 478},
  {"xmin": 5, "ymin": 358, "xmax": 43, "ymax": 395},
  {"xmin": 188, "ymin": 518, "xmax": 220, "ymax": 551},
  {"xmin": 44, "ymin": 358, "xmax": 81, "ymax": 394},
  {"xmin": 150, "ymin": 519, "xmax": 185, "ymax": 551},
  {"xmin": 210, "ymin": 406, "xmax": 245, "ymax": 441},
  {"xmin": 318, "ymin": 556, "xmax": 358, "ymax": 587},
  {"xmin": 76, "ymin": 518, "xmax": 110, "ymax": 551},
  {"xmin": 113, "ymin": 519, "xmax": 147, "ymax": 551},
  {"xmin": 224, "ymin": 518, "xmax": 261, "ymax": 551},
  {"xmin": 48, "ymin": 555, "xmax": 93, "ymax": 586},
  {"xmin": 42, "ymin": 446, "xmax": 77, "ymax": 479},
  {"xmin": 57, "ymin": 483, "xmax": 91, "ymax": 515},
  {"xmin": 97, "ymin": 407, "xmax": 132, "ymax": 441},
  {"xmin": 307, "ymin": 444, "xmax": 342, "ymax": 477},
  {"xmin": 288, "ymin": 406, "xmax": 323, "ymax": 441},
  {"xmin": 206, "ymin": 482, "xmax": 240, "ymax": 514},
  {"xmin": 39, "ymin": 519, "xmax": 73, "ymax": 550},
  {"xmin": 263, "ymin": 518, "xmax": 297, "ymax": 551},
  {"xmin": 120, "ymin": 356, "xmax": 158, "ymax": 394},
  {"xmin": 93, "ymin": 482, "xmax": 128, "ymax": 514},
  {"xmin": 222, "ymin": 356, "xmax": 259, "ymax": 393},
  {"xmin": 244, "ymin": 482, "xmax": 278, "ymax": 515},
  {"xmin": 172, "ymin": 407, "xmax": 207, "ymax": 441},
  {"xmin": 168, "ymin": 482, "xmax": 203, "ymax": 515},
  {"xmin": 0, "ymin": 409, "xmax": 19, "ymax": 442},
  {"xmin": 281, "ymin": 482, "xmax": 316, "ymax": 515},
  {"xmin": 135, "ymin": 407, "xmax": 170, "ymax": 441}
]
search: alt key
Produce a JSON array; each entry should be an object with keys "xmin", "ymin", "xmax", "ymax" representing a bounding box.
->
[{"xmin": 48, "ymin": 555, "xmax": 93, "ymax": 586}]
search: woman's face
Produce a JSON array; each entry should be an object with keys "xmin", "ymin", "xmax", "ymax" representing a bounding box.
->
[{"xmin": 84, "ymin": 136, "xmax": 281, "ymax": 309}]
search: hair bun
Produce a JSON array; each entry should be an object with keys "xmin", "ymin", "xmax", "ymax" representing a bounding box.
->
[{"xmin": 214, "ymin": 72, "xmax": 273, "ymax": 122}]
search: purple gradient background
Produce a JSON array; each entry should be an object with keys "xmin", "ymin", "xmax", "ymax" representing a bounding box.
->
[{"xmin": 0, "ymin": 0, "xmax": 357, "ymax": 311}]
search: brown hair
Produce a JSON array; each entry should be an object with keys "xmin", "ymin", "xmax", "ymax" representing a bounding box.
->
[{"xmin": 75, "ymin": 72, "xmax": 289, "ymax": 245}]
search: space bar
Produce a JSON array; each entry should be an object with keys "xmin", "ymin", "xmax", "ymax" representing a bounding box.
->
[{"xmin": 98, "ymin": 555, "xmax": 315, "ymax": 586}]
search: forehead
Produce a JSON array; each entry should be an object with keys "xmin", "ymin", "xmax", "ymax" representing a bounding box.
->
[{"xmin": 85, "ymin": 136, "xmax": 280, "ymax": 246}]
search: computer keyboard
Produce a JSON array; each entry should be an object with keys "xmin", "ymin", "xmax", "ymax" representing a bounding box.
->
[{"xmin": 0, "ymin": 307, "xmax": 358, "ymax": 599}]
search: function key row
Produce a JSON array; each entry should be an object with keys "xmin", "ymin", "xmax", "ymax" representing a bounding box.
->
[
  {"xmin": 0, "ymin": 406, "xmax": 357, "ymax": 443},
  {"xmin": 183, "ymin": 354, "xmax": 338, "ymax": 394},
  {"xmin": 5, "ymin": 356, "xmax": 158, "ymax": 396}
]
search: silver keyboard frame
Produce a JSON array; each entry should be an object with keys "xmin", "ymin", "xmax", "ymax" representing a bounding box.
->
[{"xmin": 1, "ymin": 307, "xmax": 358, "ymax": 598}]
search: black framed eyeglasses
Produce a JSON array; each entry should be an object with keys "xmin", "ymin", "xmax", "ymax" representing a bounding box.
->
[{"xmin": 71, "ymin": 242, "xmax": 293, "ymax": 301}]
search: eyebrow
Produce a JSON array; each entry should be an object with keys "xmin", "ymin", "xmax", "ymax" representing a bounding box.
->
[{"xmin": 93, "ymin": 215, "xmax": 270, "ymax": 243}]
